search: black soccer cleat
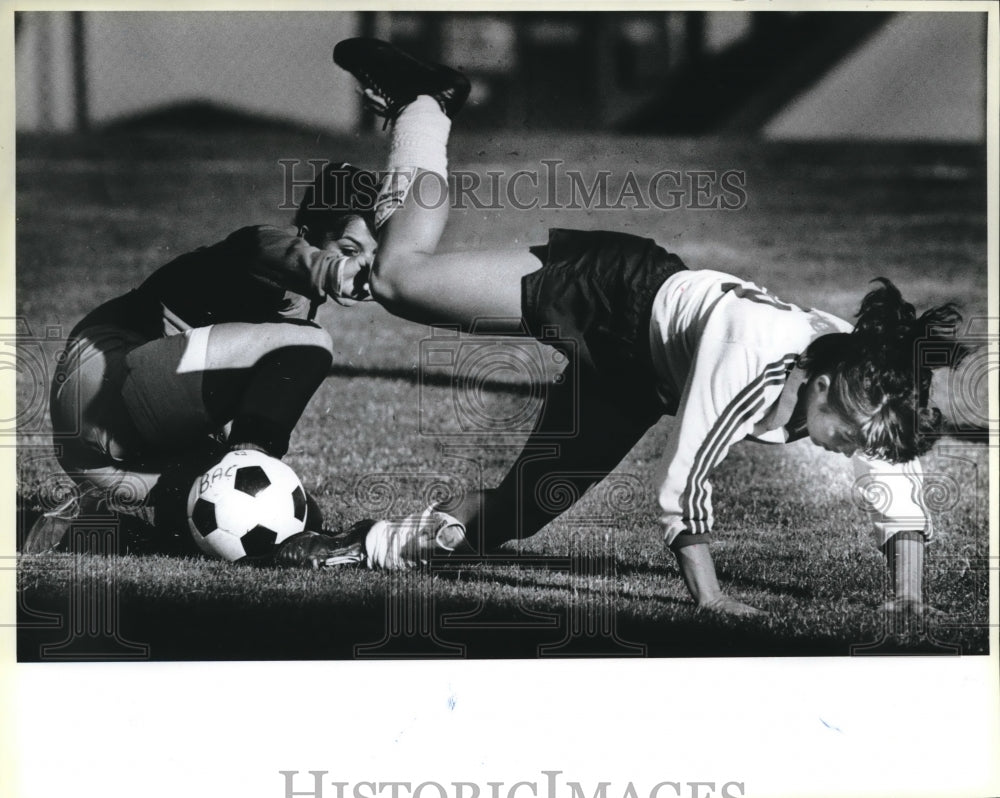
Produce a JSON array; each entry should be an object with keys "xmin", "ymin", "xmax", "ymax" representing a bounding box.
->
[
  {"xmin": 272, "ymin": 523, "xmax": 371, "ymax": 569},
  {"xmin": 333, "ymin": 37, "xmax": 471, "ymax": 122}
]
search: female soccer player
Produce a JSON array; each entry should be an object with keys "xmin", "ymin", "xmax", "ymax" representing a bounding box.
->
[
  {"xmin": 27, "ymin": 42, "xmax": 472, "ymax": 567},
  {"xmin": 329, "ymin": 38, "xmax": 974, "ymax": 617}
]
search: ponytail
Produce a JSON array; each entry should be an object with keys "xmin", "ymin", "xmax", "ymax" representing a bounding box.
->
[{"xmin": 802, "ymin": 278, "xmax": 969, "ymax": 462}]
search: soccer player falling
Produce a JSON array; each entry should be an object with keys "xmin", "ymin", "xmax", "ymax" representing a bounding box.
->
[
  {"xmin": 326, "ymin": 38, "xmax": 980, "ymax": 618},
  {"xmin": 34, "ymin": 38, "xmax": 980, "ymax": 617},
  {"xmin": 29, "ymin": 39, "xmax": 470, "ymax": 568}
]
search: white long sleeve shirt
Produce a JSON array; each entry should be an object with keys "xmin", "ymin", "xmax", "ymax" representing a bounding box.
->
[{"xmin": 648, "ymin": 269, "xmax": 930, "ymax": 548}]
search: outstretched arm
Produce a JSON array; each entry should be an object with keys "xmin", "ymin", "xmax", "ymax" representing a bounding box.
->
[
  {"xmin": 654, "ymin": 296, "xmax": 799, "ymax": 617},
  {"xmin": 673, "ymin": 541, "xmax": 766, "ymax": 616},
  {"xmin": 226, "ymin": 225, "xmax": 368, "ymax": 306}
]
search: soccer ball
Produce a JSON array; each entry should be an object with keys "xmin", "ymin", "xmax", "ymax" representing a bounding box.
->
[{"xmin": 187, "ymin": 450, "xmax": 308, "ymax": 562}]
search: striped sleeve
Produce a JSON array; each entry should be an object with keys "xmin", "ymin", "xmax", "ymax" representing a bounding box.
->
[{"xmin": 656, "ymin": 334, "xmax": 798, "ymax": 546}]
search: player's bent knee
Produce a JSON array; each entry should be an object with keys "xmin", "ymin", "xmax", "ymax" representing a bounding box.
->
[
  {"xmin": 293, "ymin": 323, "xmax": 334, "ymax": 358},
  {"xmin": 257, "ymin": 322, "xmax": 334, "ymax": 360},
  {"xmin": 368, "ymin": 252, "xmax": 431, "ymax": 308}
]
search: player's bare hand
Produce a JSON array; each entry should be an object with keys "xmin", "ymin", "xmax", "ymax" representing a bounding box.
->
[{"xmin": 698, "ymin": 595, "xmax": 768, "ymax": 617}]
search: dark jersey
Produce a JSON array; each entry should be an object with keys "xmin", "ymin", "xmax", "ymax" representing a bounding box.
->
[{"xmin": 70, "ymin": 225, "xmax": 342, "ymax": 342}]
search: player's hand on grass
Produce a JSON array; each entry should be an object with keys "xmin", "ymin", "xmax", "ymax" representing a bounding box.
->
[
  {"xmin": 698, "ymin": 595, "xmax": 768, "ymax": 617},
  {"xmin": 672, "ymin": 543, "xmax": 767, "ymax": 618}
]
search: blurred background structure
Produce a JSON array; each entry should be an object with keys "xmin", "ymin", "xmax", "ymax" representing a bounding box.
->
[{"xmin": 15, "ymin": 10, "xmax": 987, "ymax": 141}]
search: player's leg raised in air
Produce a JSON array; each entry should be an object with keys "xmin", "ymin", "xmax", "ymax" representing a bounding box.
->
[
  {"xmin": 334, "ymin": 38, "xmax": 976, "ymax": 622},
  {"xmin": 334, "ymin": 37, "xmax": 540, "ymax": 334},
  {"xmin": 30, "ymin": 38, "xmax": 490, "ymax": 568},
  {"xmin": 334, "ymin": 38, "xmax": 681, "ymax": 572}
]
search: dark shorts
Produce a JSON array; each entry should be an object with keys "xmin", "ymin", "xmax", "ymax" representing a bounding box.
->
[{"xmin": 521, "ymin": 228, "xmax": 686, "ymax": 417}]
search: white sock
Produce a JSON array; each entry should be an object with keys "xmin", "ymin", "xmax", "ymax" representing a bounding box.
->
[
  {"xmin": 375, "ymin": 95, "xmax": 451, "ymax": 229},
  {"xmin": 388, "ymin": 94, "xmax": 450, "ymax": 177}
]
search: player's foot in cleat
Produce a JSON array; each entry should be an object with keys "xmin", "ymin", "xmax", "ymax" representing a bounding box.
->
[
  {"xmin": 273, "ymin": 525, "xmax": 368, "ymax": 569},
  {"xmin": 333, "ymin": 37, "xmax": 471, "ymax": 122},
  {"xmin": 362, "ymin": 508, "xmax": 467, "ymax": 570}
]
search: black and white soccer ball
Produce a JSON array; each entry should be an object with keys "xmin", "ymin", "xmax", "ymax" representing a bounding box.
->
[{"xmin": 186, "ymin": 450, "xmax": 308, "ymax": 562}]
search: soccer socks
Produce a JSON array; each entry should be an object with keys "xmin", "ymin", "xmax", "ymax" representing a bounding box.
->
[
  {"xmin": 375, "ymin": 95, "xmax": 450, "ymax": 229},
  {"xmin": 224, "ymin": 343, "xmax": 333, "ymax": 458},
  {"xmin": 389, "ymin": 95, "xmax": 450, "ymax": 176}
]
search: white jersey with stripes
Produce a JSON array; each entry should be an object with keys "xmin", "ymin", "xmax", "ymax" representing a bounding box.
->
[{"xmin": 648, "ymin": 269, "xmax": 929, "ymax": 548}]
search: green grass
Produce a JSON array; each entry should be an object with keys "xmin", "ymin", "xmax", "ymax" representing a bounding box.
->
[{"xmin": 13, "ymin": 127, "xmax": 990, "ymax": 659}]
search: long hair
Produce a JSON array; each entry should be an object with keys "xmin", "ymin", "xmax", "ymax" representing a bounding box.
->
[
  {"xmin": 801, "ymin": 278, "xmax": 968, "ymax": 463},
  {"xmin": 293, "ymin": 162, "xmax": 378, "ymax": 244}
]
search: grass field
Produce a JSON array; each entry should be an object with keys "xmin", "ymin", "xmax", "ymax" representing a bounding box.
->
[{"xmin": 13, "ymin": 124, "xmax": 991, "ymax": 659}]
